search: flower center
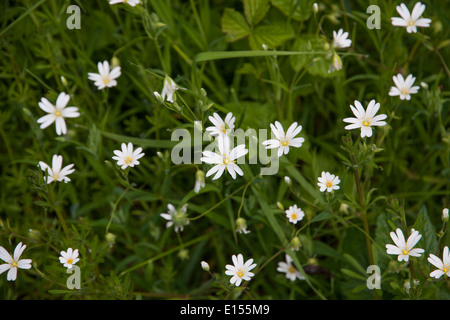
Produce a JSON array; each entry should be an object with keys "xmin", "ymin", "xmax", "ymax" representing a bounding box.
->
[
  {"xmin": 237, "ymin": 269, "xmax": 245, "ymax": 278},
  {"xmin": 55, "ymin": 110, "xmax": 62, "ymax": 117},
  {"xmin": 402, "ymin": 249, "xmax": 410, "ymax": 255},
  {"xmin": 124, "ymin": 156, "xmax": 133, "ymax": 164},
  {"xmin": 11, "ymin": 260, "xmax": 17, "ymax": 268},
  {"xmin": 443, "ymin": 267, "xmax": 449, "ymax": 273},
  {"xmin": 408, "ymin": 20, "xmax": 415, "ymax": 26},
  {"xmin": 67, "ymin": 258, "xmax": 73, "ymax": 264},
  {"xmin": 221, "ymin": 124, "xmax": 226, "ymax": 134},
  {"xmin": 281, "ymin": 139, "xmax": 289, "ymax": 146},
  {"xmin": 401, "ymin": 88, "xmax": 409, "ymax": 95},
  {"xmin": 223, "ymin": 157, "xmax": 231, "ymax": 165},
  {"xmin": 362, "ymin": 120, "xmax": 371, "ymax": 127},
  {"xmin": 288, "ymin": 266, "xmax": 296, "ymax": 274},
  {"xmin": 291, "ymin": 213, "xmax": 298, "ymax": 220},
  {"xmin": 325, "ymin": 181, "xmax": 333, "ymax": 188},
  {"xmin": 103, "ymin": 76, "xmax": 110, "ymax": 84}
]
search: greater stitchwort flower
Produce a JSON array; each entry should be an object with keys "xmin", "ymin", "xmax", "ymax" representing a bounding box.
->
[
  {"xmin": 194, "ymin": 170, "xmax": 206, "ymax": 193},
  {"xmin": 200, "ymin": 135, "xmax": 248, "ymax": 180},
  {"xmin": 205, "ymin": 112, "xmax": 236, "ymax": 138},
  {"xmin": 235, "ymin": 217, "xmax": 250, "ymax": 234},
  {"xmin": 59, "ymin": 248, "xmax": 80, "ymax": 269},
  {"xmin": 154, "ymin": 76, "xmax": 185, "ymax": 103},
  {"xmin": 0, "ymin": 242, "xmax": 32, "ymax": 281},
  {"xmin": 39, "ymin": 154, "xmax": 75, "ymax": 184},
  {"xmin": 332, "ymin": 29, "xmax": 352, "ymax": 49},
  {"xmin": 88, "ymin": 60, "xmax": 121, "ymax": 90},
  {"xmin": 285, "ymin": 204, "xmax": 305, "ymax": 224},
  {"xmin": 386, "ymin": 228, "xmax": 425, "ymax": 262},
  {"xmin": 112, "ymin": 142, "xmax": 145, "ymax": 170},
  {"xmin": 391, "ymin": 2, "xmax": 431, "ymax": 33},
  {"xmin": 262, "ymin": 121, "xmax": 305, "ymax": 157},
  {"xmin": 317, "ymin": 171, "xmax": 340, "ymax": 192},
  {"xmin": 225, "ymin": 254, "xmax": 257, "ymax": 287},
  {"xmin": 343, "ymin": 100, "xmax": 387, "ymax": 138},
  {"xmin": 37, "ymin": 92, "xmax": 80, "ymax": 136},
  {"xmin": 109, "ymin": 0, "xmax": 140, "ymax": 6},
  {"xmin": 389, "ymin": 73, "xmax": 420, "ymax": 100},
  {"xmin": 428, "ymin": 246, "xmax": 450, "ymax": 279},
  {"xmin": 277, "ymin": 254, "xmax": 305, "ymax": 281},
  {"xmin": 160, "ymin": 204, "xmax": 190, "ymax": 232}
]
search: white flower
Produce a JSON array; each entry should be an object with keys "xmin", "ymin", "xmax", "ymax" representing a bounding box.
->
[
  {"xmin": 235, "ymin": 217, "xmax": 250, "ymax": 234},
  {"xmin": 428, "ymin": 246, "xmax": 450, "ymax": 279},
  {"xmin": 391, "ymin": 2, "xmax": 431, "ymax": 33},
  {"xmin": 160, "ymin": 204, "xmax": 190, "ymax": 233},
  {"xmin": 404, "ymin": 279, "xmax": 420, "ymax": 293},
  {"xmin": 109, "ymin": 0, "xmax": 140, "ymax": 6},
  {"xmin": 262, "ymin": 121, "xmax": 305, "ymax": 157},
  {"xmin": 194, "ymin": 170, "xmax": 206, "ymax": 193},
  {"xmin": 332, "ymin": 29, "xmax": 352, "ymax": 49},
  {"xmin": 112, "ymin": 142, "xmax": 145, "ymax": 170},
  {"xmin": 59, "ymin": 248, "xmax": 80, "ymax": 269},
  {"xmin": 386, "ymin": 228, "xmax": 425, "ymax": 262},
  {"xmin": 225, "ymin": 254, "xmax": 257, "ymax": 287},
  {"xmin": 154, "ymin": 76, "xmax": 185, "ymax": 103},
  {"xmin": 0, "ymin": 242, "xmax": 32, "ymax": 281},
  {"xmin": 37, "ymin": 92, "xmax": 80, "ymax": 136},
  {"xmin": 389, "ymin": 74, "xmax": 420, "ymax": 100},
  {"xmin": 343, "ymin": 100, "xmax": 387, "ymax": 138},
  {"xmin": 200, "ymin": 135, "xmax": 248, "ymax": 180},
  {"xmin": 285, "ymin": 205, "xmax": 305, "ymax": 224},
  {"xmin": 88, "ymin": 60, "xmax": 121, "ymax": 90},
  {"xmin": 277, "ymin": 254, "xmax": 305, "ymax": 281},
  {"xmin": 317, "ymin": 171, "xmax": 340, "ymax": 192},
  {"xmin": 328, "ymin": 52, "xmax": 343, "ymax": 73},
  {"xmin": 205, "ymin": 112, "xmax": 236, "ymax": 137},
  {"xmin": 39, "ymin": 154, "xmax": 75, "ymax": 184}
]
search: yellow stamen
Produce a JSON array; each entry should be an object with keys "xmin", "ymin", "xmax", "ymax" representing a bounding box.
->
[
  {"xmin": 288, "ymin": 266, "xmax": 296, "ymax": 274},
  {"xmin": 325, "ymin": 181, "xmax": 333, "ymax": 188},
  {"xmin": 401, "ymin": 88, "xmax": 409, "ymax": 95},
  {"xmin": 67, "ymin": 258, "xmax": 73, "ymax": 264},
  {"xmin": 402, "ymin": 249, "xmax": 409, "ymax": 255},
  {"xmin": 291, "ymin": 213, "xmax": 298, "ymax": 220},
  {"xmin": 103, "ymin": 77, "xmax": 110, "ymax": 84},
  {"xmin": 124, "ymin": 156, "xmax": 133, "ymax": 164},
  {"xmin": 237, "ymin": 269, "xmax": 244, "ymax": 277},
  {"xmin": 362, "ymin": 120, "xmax": 370, "ymax": 127},
  {"xmin": 55, "ymin": 110, "xmax": 62, "ymax": 117},
  {"xmin": 281, "ymin": 140, "xmax": 289, "ymax": 146},
  {"xmin": 11, "ymin": 260, "xmax": 17, "ymax": 268},
  {"xmin": 408, "ymin": 20, "xmax": 415, "ymax": 26}
]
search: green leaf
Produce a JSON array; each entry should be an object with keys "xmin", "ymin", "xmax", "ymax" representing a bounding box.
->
[
  {"xmin": 221, "ymin": 8, "xmax": 250, "ymax": 42},
  {"xmin": 290, "ymin": 34, "xmax": 332, "ymax": 77},
  {"xmin": 341, "ymin": 268, "xmax": 367, "ymax": 281},
  {"xmin": 418, "ymin": 206, "xmax": 438, "ymax": 254},
  {"xmin": 194, "ymin": 49, "xmax": 327, "ymax": 63},
  {"xmin": 248, "ymin": 23, "xmax": 294, "ymax": 50},
  {"xmin": 243, "ymin": 0, "xmax": 270, "ymax": 26},
  {"xmin": 100, "ymin": 131, "xmax": 178, "ymax": 149},
  {"xmin": 310, "ymin": 211, "xmax": 333, "ymax": 223},
  {"xmin": 271, "ymin": 0, "xmax": 315, "ymax": 21}
]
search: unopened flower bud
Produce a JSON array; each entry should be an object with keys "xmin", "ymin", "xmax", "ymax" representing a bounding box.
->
[
  {"xmin": 313, "ymin": 3, "xmax": 319, "ymax": 13},
  {"xmin": 236, "ymin": 217, "xmax": 250, "ymax": 234},
  {"xmin": 201, "ymin": 261, "xmax": 210, "ymax": 272},
  {"xmin": 291, "ymin": 236, "xmax": 301, "ymax": 251},
  {"xmin": 442, "ymin": 208, "xmax": 449, "ymax": 222}
]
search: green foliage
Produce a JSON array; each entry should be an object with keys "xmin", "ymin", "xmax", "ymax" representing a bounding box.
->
[{"xmin": 0, "ymin": 0, "xmax": 449, "ymax": 300}]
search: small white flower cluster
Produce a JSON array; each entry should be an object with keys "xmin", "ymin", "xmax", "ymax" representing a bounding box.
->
[
  {"xmin": 385, "ymin": 228, "xmax": 450, "ymax": 280},
  {"xmin": 0, "ymin": 243, "xmax": 80, "ymax": 281}
]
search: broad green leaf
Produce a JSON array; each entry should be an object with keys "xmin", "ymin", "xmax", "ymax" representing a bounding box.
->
[
  {"xmin": 221, "ymin": 8, "xmax": 250, "ymax": 42},
  {"xmin": 290, "ymin": 34, "xmax": 333, "ymax": 77},
  {"xmin": 271, "ymin": 0, "xmax": 315, "ymax": 21},
  {"xmin": 417, "ymin": 206, "xmax": 438, "ymax": 254},
  {"xmin": 243, "ymin": 0, "xmax": 270, "ymax": 26},
  {"xmin": 341, "ymin": 268, "xmax": 367, "ymax": 281},
  {"xmin": 248, "ymin": 23, "xmax": 294, "ymax": 50},
  {"xmin": 310, "ymin": 211, "xmax": 333, "ymax": 223}
]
